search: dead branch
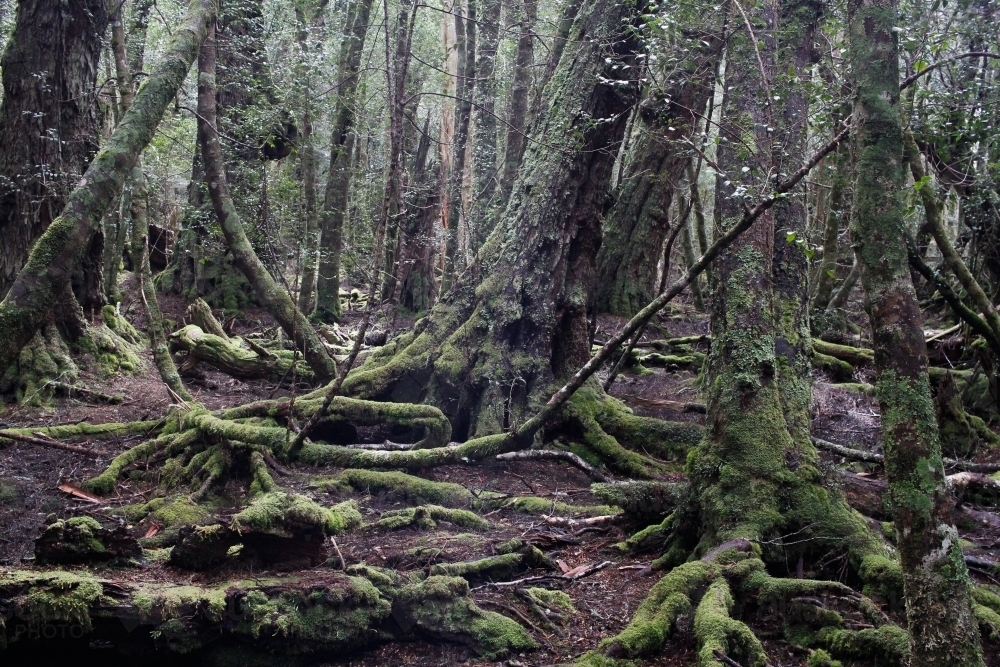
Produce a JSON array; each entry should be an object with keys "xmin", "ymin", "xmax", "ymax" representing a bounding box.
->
[{"xmin": 496, "ymin": 449, "xmax": 609, "ymax": 482}]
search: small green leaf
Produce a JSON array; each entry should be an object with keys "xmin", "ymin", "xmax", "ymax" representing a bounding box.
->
[{"xmin": 786, "ymin": 232, "xmax": 797, "ymax": 243}]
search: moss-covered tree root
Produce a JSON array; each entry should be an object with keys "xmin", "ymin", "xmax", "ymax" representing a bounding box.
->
[{"xmin": 576, "ymin": 544, "xmax": 907, "ymax": 667}]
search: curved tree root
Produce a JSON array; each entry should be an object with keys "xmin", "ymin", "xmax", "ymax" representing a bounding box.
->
[{"xmin": 575, "ymin": 537, "xmax": 908, "ymax": 667}]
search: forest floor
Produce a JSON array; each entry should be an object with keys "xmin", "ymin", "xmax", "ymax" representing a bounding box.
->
[{"xmin": 2, "ymin": 286, "xmax": 1000, "ymax": 666}]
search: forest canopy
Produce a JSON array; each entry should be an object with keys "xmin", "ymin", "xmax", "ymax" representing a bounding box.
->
[{"xmin": 0, "ymin": 0, "xmax": 1000, "ymax": 665}]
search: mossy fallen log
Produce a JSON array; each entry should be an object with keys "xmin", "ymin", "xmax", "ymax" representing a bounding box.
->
[
  {"xmin": 34, "ymin": 517, "xmax": 140, "ymax": 565},
  {"xmin": 0, "ymin": 566, "xmax": 535, "ymax": 660},
  {"xmin": 170, "ymin": 324, "xmax": 314, "ymax": 382}
]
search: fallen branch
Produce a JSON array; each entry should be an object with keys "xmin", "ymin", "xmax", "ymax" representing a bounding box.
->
[
  {"xmin": 0, "ymin": 429, "xmax": 101, "ymax": 456},
  {"xmin": 496, "ymin": 450, "xmax": 609, "ymax": 482},
  {"xmin": 542, "ymin": 515, "xmax": 620, "ymax": 529},
  {"xmin": 812, "ymin": 435, "xmax": 1000, "ymax": 473}
]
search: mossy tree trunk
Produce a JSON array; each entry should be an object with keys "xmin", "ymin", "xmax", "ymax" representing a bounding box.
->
[
  {"xmin": 686, "ymin": 0, "xmax": 881, "ymax": 563},
  {"xmin": 342, "ymin": 0, "xmax": 640, "ymax": 440},
  {"xmin": 468, "ymin": 0, "xmax": 502, "ymax": 252},
  {"xmin": 846, "ymin": 0, "xmax": 985, "ymax": 662},
  {"xmin": 160, "ymin": 0, "xmax": 277, "ymax": 312},
  {"xmin": 496, "ymin": 0, "xmax": 536, "ymax": 209},
  {"xmin": 595, "ymin": 25, "xmax": 722, "ymax": 318},
  {"xmin": 0, "ymin": 0, "xmax": 109, "ymax": 311},
  {"xmin": 196, "ymin": 20, "xmax": 338, "ymax": 383},
  {"xmin": 0, "ymin": 0, "xmax": 218, "ymax": 375},
  {"xmin": 314, "ymin": 0, "xmax": 376, "ymax": 322},
  {"xmin": 393, "ymin": 115, "xmax": 441, "ymax": 313}
]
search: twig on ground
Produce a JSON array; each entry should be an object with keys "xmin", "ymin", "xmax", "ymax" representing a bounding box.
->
[
  {"xmin": 497, "ymin": 450, "xmax": 609, "ymax": 482},
  {"xmin": 0, "ymin": 430, "xmax": 100, "ymax": 456}
]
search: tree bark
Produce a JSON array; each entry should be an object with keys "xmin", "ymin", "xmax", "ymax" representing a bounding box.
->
[
  {"xmin": 0, "ymin": 0, "xmax": 218, "ymax": 374},
  {"xmin": 295, "ymin": 1, "xmax": 327, "ymax": 315},
  {"xmin": 314, "ymin": 0, "xmax": 376, "ymax": 322},
  {"xmin": 196, "ymin": 21, "xmax": 338, "ymax": 383},
  {"xmin": 0, "ymin": 0, "xmax": 108, "ymax": 306},
  {"xmin": 440, "ymin": 0, "xmax": 477, "ymax": 290},
  {"xmin": 595, "ymin": 29, "xmax": 721, "ymax": 319},
  {"xmin": 847, "ymin": 0, "xmax": 985, "ymax": 662},
  {"xmin": 468, "ymin": 0, "xmax": 503, "ymax": 252},
  {"xmin": 393, "ymin": 115, "xmax": 440, "ymax": 312},
  {"xmin": 496, "ymin": 0, "xmax": 536, "ymax": 208}
]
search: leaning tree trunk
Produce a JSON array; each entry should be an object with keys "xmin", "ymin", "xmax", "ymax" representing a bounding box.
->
[
  {"xmin": 0, "ymin": 0, "xmax": 108, "ymax": 310},
  {"xmin": 595, "ymin": 26, "xmax": 721, "ymax": 318},
  {"xmin": 846, "ymin": 0, "xmax": 985, "ymax": 662},
  {"xmin": 0, "ymin": 0, "xmax": 218, "ymax": 374},
  {"xmin": 314, "ymin": 0, "xmax": 376, "ymax": 323},
  {"xmin": 342, "ymin": 0, "xmax": 641, "ymax": 441},
  {"xmin": 160, "ymin": 0, "xmax": 277, "ymax": 311},
  {"xmin": 196, "ymin": 21, "xmax": 338, "ymax": 383}
]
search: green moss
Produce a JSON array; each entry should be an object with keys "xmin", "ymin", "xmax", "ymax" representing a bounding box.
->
[
  {"xmin": 816, "ymin": 624, "xmax": 909, "ymax": 664},
  {"xmin": 0, "ymin": 571, "xmax": 106, "ymax": 631},
  {"xmin": 371, "ymin": 505, "xmax": 489, "ymax": 531},
  {"xmin": 312, "ymin": 469, "xmax": 475, "ymax": 507},
  {"xmin": 694, "ymin": 577, "xmax": 769, "ymax": 666},
  {"xmin": 526, "ymin": 587, "xmax": 576, "ymax": 613},
  {"xmin": 233, "ymin": 493, "xmax": 362, "ymax": 535},
  {"xmin": 507, "ymin": 496, "xmax": 616, "ymax": 517},
  {"xmin": 806, "ymin": 648, "xmax": 842, "ymax": 667},
  {"xmin": 858, "ymin": 554, "xmax": 904, "ymax": 602},
  {"xmin": 975, "ymin": 604, "xmax": 1000, "ymax": 641},
  {"xmin": 592, "ymin": 481, "xmax": 686, "ymax": 519},
  {"xmin": 121, "ymin": 496, "xmax": 211, "ymax": 526},
  {"xmin": 394, "ymin": 575, "xmax": 537, "ymax": 659},
  {"xmin": 597, "ymin": 561, "xmax": 716, "ymax": 658},
  {"xmin": 429, "ymin": 552, "xmax": 526, "ymax": 581}
]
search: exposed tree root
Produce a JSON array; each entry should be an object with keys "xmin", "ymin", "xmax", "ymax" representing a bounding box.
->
[
  {"xmin": 576, "ymin": 540, "xmax": 906, "ymax": 667},
  {"xmin": 312, "ymin": 468, "xmax": 481, "ymax": 507}
]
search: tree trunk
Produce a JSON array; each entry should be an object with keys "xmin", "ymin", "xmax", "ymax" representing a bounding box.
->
[
  {"xmin": 496, "ymin": 0, "xmax": 536, "ymax": 208},
  {"xmin": 314, "ymin": 0, "xmax": 376, "ymax": 322},
  {"xmin": 393, "ymin": 115, "xmax": 441, "ymax": 312},
  {"xmin": 295, "ymin": 1, "xmax": 327, "ymax": 315},
  {"xmin": 0, "ymin": 0, "xmax": 108, "ymax": 305},
  {"xmin": 343, "ymin": 0, "xmax": 640, "ymax": 441},
  {"xmin": 468, "ymin": 0, "xmax": 502, "ymax": 252},
  {"xmin": 594, "ymin": 32, "xmax": 720, "ymax": 319},
  {"xmin": 0, "ymin": 0, "xmax": 218, "ymax": 373},
  {"xmin": 811, "ymin": 141, "xmax": 849, "ymax": 311},
  {"xmin": 440, "ymin": 0, "xmax": 477, "ymax": 290},
  {"xmin": 847, "ymin": 0, "xmax": 985, "ymax": 662},
  {"xmin": 160, "ymin": 0, "xmax": 278, "ymax": 311},
  {"xmin": 196, "ymin": 21, "xmax": 338, "ymax": 383},
  {"xmin": 685, "ymin": 0, "xmax": 880, "ymax": 567}
]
